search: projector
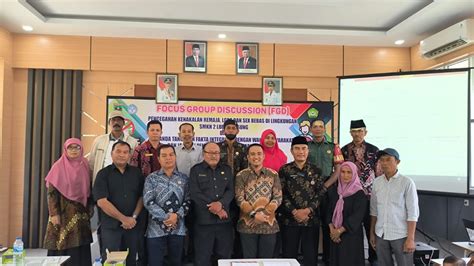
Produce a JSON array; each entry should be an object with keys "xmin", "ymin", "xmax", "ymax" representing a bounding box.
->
[{"xmin": 413, "ymin": 242, "xmax": 439, "ymax": 265}]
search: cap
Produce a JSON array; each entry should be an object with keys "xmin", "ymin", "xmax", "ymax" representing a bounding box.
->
[
  {"xmin": 350, "ymin": 119, "xmax": 366, "ymax": 130},
  {"xmin": 109, "ymin": 110, "xmax": 125, "ymax": 120},
  {"xmin": 291, "ymin": 136, "xmax": 308, "ymax": 147},
  {"xmin": 223, "ymin": 119, "xmax": 238, "ymax": 128},
  {"xmin": 267, "ymin": 80, "xmax": 275, "ymax": 87},
  {"xmin": 242, "ymin": 46, "xmax": 250, "ymax": 51},
  {"xmin": 164, "ymin": 77, "xmax": 172, "ymax": 84},
  {"xmin": 192, "ymin": 44, "xmax": 200, "ymax": 49},
  {"xmin": 377, "ymin": 148, "xmax": 400, "ymax": 160}
]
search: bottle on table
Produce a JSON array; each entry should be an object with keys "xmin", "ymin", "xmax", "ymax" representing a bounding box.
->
[{"xmin": 12, "ymin": 237, "xmax": 24, "ymax": 264}]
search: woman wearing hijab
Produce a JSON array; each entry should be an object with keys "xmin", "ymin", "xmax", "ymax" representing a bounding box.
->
[
  {"xmin": 43, "ymin": 138, "xmax": 93, "ymax": 266},
  {"xmin": 260, "ymin": 129, "xmax": 287, "ymax": 172},
  {"xmin": 326, "ymin": 161, "xmax": 367, "ymax": 266}
]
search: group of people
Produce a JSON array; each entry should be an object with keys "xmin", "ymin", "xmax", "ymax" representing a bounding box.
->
[{"xmin": 43, "ymin": 110, "xmax": 420, "ymax": 266}]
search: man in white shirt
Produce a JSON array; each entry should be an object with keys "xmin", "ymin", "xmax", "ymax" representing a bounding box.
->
[
  {"xmin": 88, "ymin": 110, "xmax": 139, "ymax": 183},
  {"xmin": 263, "ymin": 81, "xmax": 282, "ymax": 105},
  {"xmin": 369, "ymin": 148, "xmax": 419, "ymax": 266}
]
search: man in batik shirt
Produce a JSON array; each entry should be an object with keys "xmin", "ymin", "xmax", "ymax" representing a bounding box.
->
[{"xmin": 341, "ymin": 119, "xmax": 379, "ymax": 266}]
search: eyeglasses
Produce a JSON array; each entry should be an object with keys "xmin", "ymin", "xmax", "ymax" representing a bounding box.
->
[
  {"xmin": 67, "ymin": 145, "xmax": 82, "ymax": 151},
  {"xmin": 203, "ymin": 151, "xmax": 220, "ymax": 156}
]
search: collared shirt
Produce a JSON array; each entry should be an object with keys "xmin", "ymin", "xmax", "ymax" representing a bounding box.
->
[
  {"xmin": 93, "ymin": 164, "xmax": 144, "ymax": 229},
  {"xmin": 103, "ymin": 133, "xmax": 125, "ymax": 168},
  {"xmin": 218, "ymin": 140, "xmax": 248, "ymax": 177},
  {"xmin": 175, "ymin": 143, "xmax": 203, "ymax": 177},
  {"xmin": 235, "ymin": 167, "xmax": 282, "ymax": 234},
  {"xmin": 143, "ymin": 168, "xmax": 190, "ymax": 238},
  {"xmin": 308, "ymin": 137, "xmax": 344, "ymax": 178},
  {"xmin": 370, "ymin": 171, "xmax": 419, "ymax": 241},
  {"xmin": 189, "ymin": 161, "xmax": 234, "ymax": 225},
  {"xmin": 278, "ymin": 161, "xmax": 325, "ymax": 226},
  {"xmin": 130, "ymin": 140, "xmax": 162, "ymax": 178},
  {"xmin": 342, "ymin": 141, "xmax": 379, "ymax": 195}
]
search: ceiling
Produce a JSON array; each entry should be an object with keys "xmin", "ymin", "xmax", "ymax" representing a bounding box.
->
[{"xmin": 0, "ymin": 0, "xmax": 473, "ymax": 47}]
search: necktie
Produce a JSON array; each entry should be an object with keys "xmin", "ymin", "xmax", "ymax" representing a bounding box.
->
[
  {"xmin": 195, "ymin": 56, "xmax": 199, "ymax": 67},
  {"xmin": 244, "ymin": 58, "xmax": 248, "ymax": 69}
]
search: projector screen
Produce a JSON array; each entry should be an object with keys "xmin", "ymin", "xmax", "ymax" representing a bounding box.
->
[{"xmin": 339, "ymin": 69, "xmax": 470, "ymax": 194}]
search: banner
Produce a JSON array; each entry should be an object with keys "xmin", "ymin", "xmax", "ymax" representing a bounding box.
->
[{"xmin": 107, "ymin": 97, "xmax": 334, "ymax": 158}]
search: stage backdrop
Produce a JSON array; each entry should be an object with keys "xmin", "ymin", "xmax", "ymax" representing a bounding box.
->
[{"xmin": 107, "ymin": 97, "xmax": 334, "ymax": 159}]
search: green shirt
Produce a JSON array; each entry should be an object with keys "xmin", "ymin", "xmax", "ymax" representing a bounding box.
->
[{"xmin": 308, "ymin": 138, "xmax": 343, "ymax": 178}]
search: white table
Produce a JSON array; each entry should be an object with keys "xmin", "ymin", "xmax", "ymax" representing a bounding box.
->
[
  {"xmin": 1, "ymin": 256, "xmax": 70, "ymax": 265},
  {"xmin": 218, "ymin": 258, "xmax": 299, "ymax": 266},
  {"xmin": 453, "ymin": 241, "xmax": 474, "ymax": 257},
  {"xmin": 431, "ymin": 257, "xmax": 470, "ymax": 265}
]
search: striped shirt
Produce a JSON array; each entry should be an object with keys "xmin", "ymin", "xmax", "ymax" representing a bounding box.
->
[
  {"xmin": 143, "ymin": 169, "xmax": 190, "ymax": 238},
  {"xmin": 370, "ymin": 171, "xmax": 419, "ymax": 240}
]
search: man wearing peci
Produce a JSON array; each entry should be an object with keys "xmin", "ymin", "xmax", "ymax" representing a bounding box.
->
[{"xmin": 238, "ymin": 46, "xmax": 257, "ymax": 69}]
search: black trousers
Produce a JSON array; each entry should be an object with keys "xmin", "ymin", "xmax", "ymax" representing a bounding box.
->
[
  {"xmin": 137, "ymin": 210, "xmax": 148, "ymax": 266},
  {"xmin": 101, "ymin": 227, "xmax": 140, "ymax": 266},
  {"xmin": 282, "ymin": 225, "xmax": 319, "ymax": 266},
  {"xmin": 320, "ymin": 192, "xmax": 331, "ymax": 264},
  {"xmin": 240, "ymin": 233, "xmax": 276, "ymax": 258},
  {"xmin": 47, "ymin": 244, "xmax": 91, "ymax": 266},
  {"xmin": 194, "ymin": 223, "xmax": 233, "ymax": 266},
  {"xmin": 363, "ymin": 201, "xmax": 377, "ymax": 263}
]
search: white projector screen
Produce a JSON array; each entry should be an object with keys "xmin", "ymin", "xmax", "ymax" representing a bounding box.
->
[{"xmin": 339, "ymin": 69, "xmax": 470, "ymax": 194}]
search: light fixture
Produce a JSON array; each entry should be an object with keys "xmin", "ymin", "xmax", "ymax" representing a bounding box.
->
[
  {"xmin": 22, "ymin": 25, "xmax": 33, "ymax": 32},
  {"xmin": 218, "ymin": 34, "xmax": 226, "ymax": 39},
  {"xmin": 394, "ymin": 39, "xmax": 405, "ymax": 45}
]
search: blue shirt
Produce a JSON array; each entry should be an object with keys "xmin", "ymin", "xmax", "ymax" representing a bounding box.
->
[{"xmin": 143, "ymin": 168, "xmax": 190, "ymax": 238}]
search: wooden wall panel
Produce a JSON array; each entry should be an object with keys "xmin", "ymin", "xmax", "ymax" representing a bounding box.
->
[
  {"xmin": 207, "ymin": 42, "xmax": 235, "ymax": 75},
  {"xmin": 343, "ymin": 46, "xmax": 411, "ymax": 75},
  {"xmin": 179, "ymin": 73, "xmax": 261, "ymax": 88},
  {"xmin": 10, "ymin": 69, "xmax": 28, "ymax": 245},
  {"xmin": 12, "ymin": 34, "xmax": 90, "ymax": 70},
  {"xmin": 167, "ymin": 40, "xmax": 184, "ymax": 74},
  {"xmin": 275, "ymin": 44, "xmax": 343, "ymax": 77},
  {"xmin": 259, "ymin": 43, "xmax": 274, "ymax": 76},
  {"xmin": 0, "ymin": 28, "xmax": 13, "ymax": 64},
  {"xmin": 91, "ymin": 37, "xmax": 166, "ymax": 72},
  {"xmin": 411, "ymin": 43, "xmax": 474, "ymax": 70}
]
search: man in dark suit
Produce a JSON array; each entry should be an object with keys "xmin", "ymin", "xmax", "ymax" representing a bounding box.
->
[
  {"xmin": 185, "ymin": 44, "xmax": 205, "ymax": 68},
  {"xmin": 238, "ymin": 46, "xmax": 257, "ymax": 69}
]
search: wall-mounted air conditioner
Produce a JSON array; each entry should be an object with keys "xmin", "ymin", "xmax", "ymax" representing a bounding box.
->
[{"xmin": 420, "ymin": 19, "xmax": 473, "ymax": 59}]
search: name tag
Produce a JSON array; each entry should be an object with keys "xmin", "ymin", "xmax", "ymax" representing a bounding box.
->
[{"xmin": 199, "ymin": 174, "xmax": 207, "ymax": 177}]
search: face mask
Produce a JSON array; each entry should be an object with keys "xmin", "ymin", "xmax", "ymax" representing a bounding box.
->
[{"xmin": 225, "ymin": 134, "xmax": 237, "ymax": 140}]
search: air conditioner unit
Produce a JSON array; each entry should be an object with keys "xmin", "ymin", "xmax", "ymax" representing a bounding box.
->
[{"xmin": 420, "ymin": 19, "xmax": 474, "ymax": 59}]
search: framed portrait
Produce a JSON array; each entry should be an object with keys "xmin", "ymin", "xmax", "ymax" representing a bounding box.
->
[
  {"xmin": 262, "ymin": 77, "xmax": 283, "ymax": 106},
  {"xmin": 156, "ymin": 74, "xmax": 178, "ymax": 104},
  {"xmin": 184, "ymin": 41, "xmax": 207, "ymax": 73},
  {"xmin": 236, "ymin": 43, "xmax": 258, "ymax": 74}
]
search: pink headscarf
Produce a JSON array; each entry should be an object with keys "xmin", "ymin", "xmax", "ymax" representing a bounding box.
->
[
  {"xmin": 260, "ymin": 129, "xmax": 287, "ymax": 172},
  {"xmin": 45, "ymin": 138, "xmax": 90, "ymax": 207},
  {"xmin": 332, "ymin": 161, "xmax": 363, "ymax": 228}
]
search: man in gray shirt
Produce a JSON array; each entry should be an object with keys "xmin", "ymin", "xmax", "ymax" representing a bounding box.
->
[
  {"xmin": 175, "ymin": 123, "xmax": 203, "ymax": 177},
  {"xmin": 369, "ymin": 148, "xmax": 419, "ymax": 266}
]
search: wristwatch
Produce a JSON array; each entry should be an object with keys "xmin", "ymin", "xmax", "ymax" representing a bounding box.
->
[
  {"xmin": 249, "ymin": 211, "xmax": 257, "ymax": 218},
  {"xmin": 132, "ymin": 214, "xmax": 138, "ymax": 219}
]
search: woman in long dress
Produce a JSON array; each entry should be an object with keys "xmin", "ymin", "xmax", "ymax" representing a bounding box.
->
[
  {"xmin": 327, "ymin": 161, "xmax": 367, "ymax": 266},
  {"xmin": 43, "ymin": 138, "xmax": 93, "ymax": 266}
]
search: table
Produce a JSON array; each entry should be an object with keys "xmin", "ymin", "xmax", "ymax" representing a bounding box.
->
[
  {"xmin": 1, "ymin": 256, "xmax": 70, "ymax": 265},
  {"xmin": 218, "ymin": 258, "xmax": 300, "ymax": 266},
  {"xmin": 431, "ymin": 257, "xmax": 470, "ymax": 265},
  {"xmin": 453, "ymin": 242, "xmax": 474, "ymax": 257}
]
